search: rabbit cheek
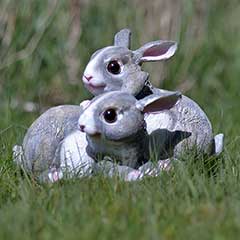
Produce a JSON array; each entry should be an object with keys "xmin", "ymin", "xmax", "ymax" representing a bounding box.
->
[
  {"xmin": 122, "ymin": 78, "xmax": 143, "ymax": 96},
  {"xmin": 101, "ymin": 123, "xmax": 123, "ymax": 142},
  {"xmin": 103, "ymin": 76, "xmax": 123, "ymax": 92},
  {"xmin": 85, "ymin": 83, "xmax": 106, "ymax": 96}
]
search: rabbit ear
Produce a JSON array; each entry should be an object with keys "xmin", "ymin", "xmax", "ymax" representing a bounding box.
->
[
  {"xmin": 136, "ymin": 91, "xmax": 181, "ymax": 113},
  {"xmin": 114, "ymin": 28, "xmax": 131, "ymax": 48},
  {"xmin": 133, "ymin": 41, "xmax": 177, "ymax": 63}
]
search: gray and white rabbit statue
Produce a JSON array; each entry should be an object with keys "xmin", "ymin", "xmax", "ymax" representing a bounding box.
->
[
  {"xmin": 61, "ymin": 90, "xmax": 181, "ymax": 181},
  {"xmin": 13, "ymin": 28, "xmax": 223, "ymax": 182}
]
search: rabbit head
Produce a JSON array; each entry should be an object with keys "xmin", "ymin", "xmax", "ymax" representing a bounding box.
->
[
  {"xmin": 83, "ymin": 29, "xmax": 177, "ymax": 96},
  {"xmin": 78, "ymin": 90, "xmax": 181, "ymax": 142}
]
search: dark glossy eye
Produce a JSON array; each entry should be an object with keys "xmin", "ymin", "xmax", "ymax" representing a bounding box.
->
[
  {"xmin": 107, "ymin": 60, "xmax": 121, "ymax": 74},
  {"xmin": 103, "ymin": 108, "xmax": 117, "ymax": 123}
]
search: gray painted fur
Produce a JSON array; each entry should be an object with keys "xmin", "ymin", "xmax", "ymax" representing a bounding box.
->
[
  {"xmin": 13, "ymin": 105, "xmax": 82, "ymax": 178},
  {"xmin": 114, "ymin": 28, "xmax": 131, "ymax": 48}
]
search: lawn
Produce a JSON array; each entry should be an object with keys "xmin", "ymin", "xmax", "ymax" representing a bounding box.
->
[{"xmin": 0, "ymin": 0, "xmax": 240, "ymax": 239}]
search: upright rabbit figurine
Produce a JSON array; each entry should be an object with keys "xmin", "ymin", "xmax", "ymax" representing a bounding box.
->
[{"xmin": 82, "ymin": 28, "xmax": 224, "ymax": 157}]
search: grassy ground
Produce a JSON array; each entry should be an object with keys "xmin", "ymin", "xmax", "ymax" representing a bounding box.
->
[{"xmin": 1, "ymin": 0, "xmax": 240, "ymax": 239}]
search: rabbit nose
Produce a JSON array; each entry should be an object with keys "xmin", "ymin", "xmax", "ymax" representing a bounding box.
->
[
  {"xmin": 79, "ymin": 125, "xmax": 85, "ymax": 132},
  {"xmin": 84, "ymin": 75, "xmax": 93, "ymax": 81}
]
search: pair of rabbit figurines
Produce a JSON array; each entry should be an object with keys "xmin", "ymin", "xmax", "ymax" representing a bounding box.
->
[{"xmin": 13, "ymin": 29, "xmax": 224, "ymax": 183}]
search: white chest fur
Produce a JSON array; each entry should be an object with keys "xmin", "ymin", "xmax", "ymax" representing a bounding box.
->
[
  {"xmin": 145, "ymin": 111, "xmax": 174, "ymax": 134},
  {"xmin": 59, "ymin": 131, "xmax": 95, "ymax": 176}
]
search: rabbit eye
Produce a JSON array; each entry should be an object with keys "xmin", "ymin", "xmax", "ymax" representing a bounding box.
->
[
  {"xmin": 107, "ymin": 60, "xmax": 121, "ymax": 74},
  {"xmin": 103, "ymin": 108, "xmax": 117, "ymax": 123}
]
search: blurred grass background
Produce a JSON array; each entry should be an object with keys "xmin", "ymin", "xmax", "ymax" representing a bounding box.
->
[{"xmin": 0, "ymin": 0, "xmax": 240, "ymax": 239}]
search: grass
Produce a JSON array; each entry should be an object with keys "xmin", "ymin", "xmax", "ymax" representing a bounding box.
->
[
  {"xmin": 1, "ymin": 156, "xmax": 240, "ymax": 239},
  {"xmin": 1, "ymin": 0, "xmax": 240, "ymax": 239}
]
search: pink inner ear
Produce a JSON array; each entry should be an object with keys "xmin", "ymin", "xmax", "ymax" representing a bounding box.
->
[
  {"xmin": 143, "ymin": 42, "xmax": 174, "ymax": 57},
  {"xmin": 143, "ymin": 96, "xmax": 178, "ymax": 113}
]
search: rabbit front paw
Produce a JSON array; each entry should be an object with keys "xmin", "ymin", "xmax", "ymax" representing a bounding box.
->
[{"xmin": 48, "ymin": 167, "xmax": 64, "ymax": 183}]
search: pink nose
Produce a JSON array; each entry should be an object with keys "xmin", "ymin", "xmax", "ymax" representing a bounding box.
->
[
  {"xmin": 79, "ymin": 125, "xmax": 85, "ymax": 132},
  {"xmin": 84, "ymin": 75, "xmax": 93, "ymax": 81}
]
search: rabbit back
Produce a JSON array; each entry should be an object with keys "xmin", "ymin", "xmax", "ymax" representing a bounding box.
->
[
  {"xmin": 22, "ymin": 105, "xmax": 82, "ymax": 174},
  {"xmin": 145, "ymin": 90, "xmax": 214, "ymax": 158}
]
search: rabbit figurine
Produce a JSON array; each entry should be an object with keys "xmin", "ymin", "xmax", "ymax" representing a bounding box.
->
[
  {"xmin": 82, "ymin": 28, "xmax": 224, "ymax": 157},
  {"xmin": 70, "ymin": 90, "xmax": 181, "ymax": 180}
]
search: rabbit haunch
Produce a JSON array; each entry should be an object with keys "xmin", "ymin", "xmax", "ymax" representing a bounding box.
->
[
  {"xmin": 13, "ymin": 105, "xmax": 82, "ymax": 174},
  {"xmin": 82, "ymin": 28, "xmax": 223, "ymax": 156},
  {"xmin": 78, "ymin": 90, "xmax": 181, "ymax": 168}
]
